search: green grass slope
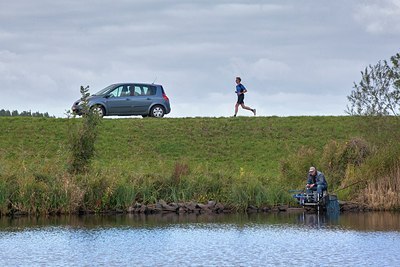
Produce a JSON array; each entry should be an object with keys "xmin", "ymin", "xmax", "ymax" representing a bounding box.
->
[{"xmin": 0, "ymin": 116, "xmax": 399, "ymax": 214}]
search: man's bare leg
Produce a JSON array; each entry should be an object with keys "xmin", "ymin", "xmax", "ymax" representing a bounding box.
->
[{"xmin": 240, "ymin": 104, "xmax": 256, "ymax": 115}]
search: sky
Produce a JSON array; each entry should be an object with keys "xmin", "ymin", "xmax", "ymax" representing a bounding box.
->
[{"xmin": 1, "ymin": 0, "xmax": 400, "ymax": 118}]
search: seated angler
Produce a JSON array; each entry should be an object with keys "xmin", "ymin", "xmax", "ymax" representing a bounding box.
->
[{"xmin": 306, "ymin": 166, "xmax": 328, "ymax": 196}]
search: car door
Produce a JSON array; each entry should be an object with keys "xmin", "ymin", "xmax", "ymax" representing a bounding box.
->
[
  {"xmin": 130, "ymin": 85, "xmax": 154, "ymax": 114},
  {"xmin": 105, "ymin": 85, "xmax": 133, "ymax": 115}
]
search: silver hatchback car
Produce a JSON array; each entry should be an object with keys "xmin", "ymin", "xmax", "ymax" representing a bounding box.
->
[{"xmin": 72, "ymin": 83, "xmax": 171, "ymax": 117}]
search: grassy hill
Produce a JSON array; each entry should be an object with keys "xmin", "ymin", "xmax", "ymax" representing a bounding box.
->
[{"xmin": 0, "ymin": 116, "xmax": 399, "ymax": 214}]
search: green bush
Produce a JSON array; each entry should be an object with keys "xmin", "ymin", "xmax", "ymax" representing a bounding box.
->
[
  {"xmin": 320, "ymin": 137, "xmax": 371, "ymax": 192},
  {"xmin": 348, "ymin": 141, "xmax": 400, "ymax": 202},
  {"xmin": 68, "ymin": 86, "xmax": 101, "ymax": 174}
]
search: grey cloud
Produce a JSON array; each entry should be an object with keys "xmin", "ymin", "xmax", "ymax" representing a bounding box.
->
[
  {"xmin": 354, "ymin": 0, "xmax": 400, "ymax": 34},
  {"xmin": 0, "ymin": 0, "xmax": 399, "ymax": 117}
]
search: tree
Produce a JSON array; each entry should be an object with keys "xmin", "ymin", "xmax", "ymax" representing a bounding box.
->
[
  {"xmin": 346, "ymin": 53, "xmax": 400, "ymax": 116},
  {"xmin": 68, "ymin": 85, "xmax": 102, "ymax": 174},
  {"xmin": 0, "ymin": 109, "xmax": 54, "ymax": 117},
  {"xmin": 392, "ymin": 53, "xmax": 400, "ymax": 90},
  {"xmin": 19, "ymin": 110, "xmax": 32, "ymax": 117}
]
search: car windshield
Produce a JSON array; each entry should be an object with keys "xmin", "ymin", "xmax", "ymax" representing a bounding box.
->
[{"xmin": 93, "ymin": 85, "xmax": 115, "ymax": 96}]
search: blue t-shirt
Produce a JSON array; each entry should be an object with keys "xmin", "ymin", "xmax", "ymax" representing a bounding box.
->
[{"xmin": 236, "ymin": 84, "xmax": 246, "ymax": 95}]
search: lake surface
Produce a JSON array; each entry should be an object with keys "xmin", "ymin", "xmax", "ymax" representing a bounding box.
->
[{"xmin": 1, "ymin": 212, "xmax": 400, "ymax": 266}]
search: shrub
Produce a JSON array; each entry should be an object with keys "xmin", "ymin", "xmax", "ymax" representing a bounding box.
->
[
  {"xmin": 348, "ymin": 141, "xmax": 400, "ymax": 206},
  {"xmin": 320, "ymin": 137, "xmax": 371, "ymax": 192},
  {"xmin": 68, "ymin": 86, "xmax": 101, "ymax": 174}
]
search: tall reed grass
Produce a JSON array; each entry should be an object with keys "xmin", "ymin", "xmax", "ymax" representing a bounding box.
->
[
  {"xmin": 358, "ymin": 165, "xmax": 400, "ymax": 210},
  {"xmin": 0, "ymin": 163, "xmax": 283, "ymax": 214}
]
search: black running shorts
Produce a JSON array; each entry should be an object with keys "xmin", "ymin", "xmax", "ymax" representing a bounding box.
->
[{"xmin": 237, "ymin": 94, "xmax": 244, "ymax": 104}]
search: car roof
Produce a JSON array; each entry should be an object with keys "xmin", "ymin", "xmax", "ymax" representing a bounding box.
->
[{"xmin": 112, "ymin": 82, "xmax": 162, "ymax": 87}]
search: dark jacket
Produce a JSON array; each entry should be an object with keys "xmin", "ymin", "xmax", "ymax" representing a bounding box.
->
[{"xmin": 307, "ymin": 171, "xmax": 328, "ymax": 188}]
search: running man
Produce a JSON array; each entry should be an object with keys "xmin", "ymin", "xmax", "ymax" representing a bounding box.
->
[{"xmin": 234, "ymin": 77, "xmax": 256, "ymax": 117}]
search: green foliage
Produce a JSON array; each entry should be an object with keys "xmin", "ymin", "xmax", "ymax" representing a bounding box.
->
[
  {"xmin": 347, "ymin": 52, "xmax": 400, "ymax": 116},
  {"xmin": 0, "ymin": 116, "xmax": 399, "ymax": 214},
  {"xmin": 0, "ymin": 171, "xmax": 84, "ymax": 215},
  {"xmin": 225, "ymin": 174, "xmax": 269, "ymax": 210},
  {"xmin": 68, "ymin": 86, "xmax": 102, "ymax": 174},
  {"xmin": 279, "ymin": 146, "xmax": 318, "ymax": 190},
  {"xmin": 320, "ymin": 137, "xmax": 371, "ymax": 191},
  {"xmin": 347, "ymin": 142, "xmax": 400, "ymax": 186},
  {"xmin": 279, "ymin": 136, "xmax": 372, "ymax": 197},
  {"xmin": 391, "ymin": 53, "xmax": 400, "ymax": 90},
  {"xmin": 338, "ymin": 141, "xmax": 400, "ymax": 203},
  {"xmin": 0, "ymin": 109, "xmax": 53, "ymax": 117},
  {"xmin": 0, "ymin": 174, "xmax": 14, "ymax": 214}
]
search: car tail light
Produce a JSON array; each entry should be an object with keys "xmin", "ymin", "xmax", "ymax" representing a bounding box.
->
[{"xmin": 163, "ymin": 93, "xmax": 169, "ymax": 101}]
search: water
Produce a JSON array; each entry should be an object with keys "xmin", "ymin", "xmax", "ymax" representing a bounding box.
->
[{"xmin": 1, "ymin": 212, "xmax": 400, "ymax": 266}]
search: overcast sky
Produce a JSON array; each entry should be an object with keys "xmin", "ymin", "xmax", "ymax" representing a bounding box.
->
[{"xmin": 1, "ymin": 0, "xmax": 400, "ymax": 117}]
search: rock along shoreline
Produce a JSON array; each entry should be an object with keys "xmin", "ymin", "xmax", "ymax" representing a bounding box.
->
[
  {"xmin": 6, "ymin": 200, "xmax": 370, "ymax": 217},
  {"xmin": 82, "ymin": 200, "xmax": 370, "ymax": 216}
]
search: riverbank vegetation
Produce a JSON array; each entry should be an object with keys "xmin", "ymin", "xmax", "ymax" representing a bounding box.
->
[{"xmin": 0, "ymin": 116, "xmax": 399, "ymax": 215}]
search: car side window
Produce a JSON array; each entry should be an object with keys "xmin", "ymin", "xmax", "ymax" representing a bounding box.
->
[
  {"xmin": 133, "ymin": 86, "xmax": 142, "ymax": 96},
  {"xmin": 109, "ymin": 86, "xmax": 126, "ymax": 97},
  {"xmin": 142, "ymin": 86, "xmax": 156, "ymax": 96}
]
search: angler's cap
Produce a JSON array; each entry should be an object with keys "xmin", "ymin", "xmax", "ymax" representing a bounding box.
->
[{"xmin": 309, "ymin": 166, "xmax": 316, "ymax": 173}]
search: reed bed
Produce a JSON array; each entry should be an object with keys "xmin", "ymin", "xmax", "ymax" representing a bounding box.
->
[{"xmin": 358, "ymin": 165, "xmax": 400, "ymax": 210}]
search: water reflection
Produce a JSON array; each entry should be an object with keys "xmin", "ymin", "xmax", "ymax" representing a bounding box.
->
[
  {"xmin": 339, "ymin": 212, "xmax": 400, "ymax": 231},
  {"xmin": 1, "ymin": 211, "xmax": 400, "ymax": 231},
  {"xmin": 293, "ymin": 212, "xmax": 339, "ymax": 228},
  {"xmin": 1, "ymin": 212, "xmax": 400, "ymax": 266}
]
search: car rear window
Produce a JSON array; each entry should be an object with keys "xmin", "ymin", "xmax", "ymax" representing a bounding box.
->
[{"xmin": 132, "ymin": 85, "xmax": 156, "ymax": 96}]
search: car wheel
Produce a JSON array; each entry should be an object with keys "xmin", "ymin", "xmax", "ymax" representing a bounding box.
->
[
  {"xmin": 150, "ymin": 105, "xmax": 165, "ymax": 118},
  {"xmin": 91, "ymin": 105, "xmax": 105, "ymax": 117}
]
